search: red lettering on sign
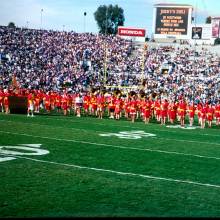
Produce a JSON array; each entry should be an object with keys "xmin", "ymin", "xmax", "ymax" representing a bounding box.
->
[{"xmin": 118, "ymin": 27, "xmax": 146, "ymax": 37}]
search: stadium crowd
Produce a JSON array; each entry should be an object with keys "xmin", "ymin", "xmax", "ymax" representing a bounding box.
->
[
  {"xmin": 0, "ymin": 25, "xmax": 132, "ymax": 92},
  {"xmin": 0, "ymin": 25, "xmax": 220, "ymax": 128}
]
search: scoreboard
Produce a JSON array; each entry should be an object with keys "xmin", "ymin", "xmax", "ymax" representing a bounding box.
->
[
  {"xmin": 155, "ymin": 7, "xmax": 189, "ymax": 35},
  {"xmin": 153, "ymin": 4, "xmax": 193, "ymax": 40}
]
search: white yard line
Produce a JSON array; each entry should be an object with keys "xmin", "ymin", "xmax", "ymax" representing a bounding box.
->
[
  {"xmin": 37, "ymin": 116, "xmax": 220, "ymax": 134},
  {"xmin": 1, "ymin": 116, "xmax": 220, "ymax": 137},
  {"xmin": 151, "ymin": 136, "xmax": 220, "ymax": 146},
  {"xmin": 0, "ymin": 119, "xmax": 220, "ymax": 146},
  {"xmin": 0, "ymin": 156, "xmax": 16, "ymax": 162},
  {"xmin": 0, "ymin": 130, "xmax": 220, "ymax": 161},
  {"xmin": 0, "ymin": 119, "xmax": 91, "ymax": 133},
  {"xmin": 1, "ymin": 153, "xmax": 220, "ymax": 189}
]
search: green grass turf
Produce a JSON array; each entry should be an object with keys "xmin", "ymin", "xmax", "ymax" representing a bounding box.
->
[{"xmin": 0, "ymin": 113, "xmax": 220, "ymax": 217}]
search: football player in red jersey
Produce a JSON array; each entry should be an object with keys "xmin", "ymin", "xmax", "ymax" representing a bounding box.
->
[
  {"xmin": 214, "ymin": 101, "xmax": 220, "ymax": 126},
  {"xmin": 97, "ymin": 92, "xmax": 105, "ymax": 119},
  {"xmin": 196, "ymin": 101, "xmax": 202, "ymax": 126},
  {"xmin": 61, "ymin": 92, "xmax": 68, "ymax": 116},
  {"xmin": 3, "ymin": 89, "xmax": 10, "ymax": 114},
  {"xmin": 34, "ymin": 90, "xmax": 41, "ymax": 113},
  {"xmin": 55, "ymin": 93, "xmax": 62, "ymax": 113},
  {"xmin": 178, "ymin": 99, "xmax": 187, "ymax": 127},
  {"xmin": 75, "ymin": 93, "xmax": 83, "ymax": 117},
  {"xmin": 108, "ymin": 94, "xmax": 115, "ymax": 119},
  {"xmin": 50, "ymin": 91, "xmax": 55, "ymax": 111},
  {"xmin": 187, "ymin": 101, "xmax": 195, "ymax": 127},
  {"xmin": 200, "ymin": 103, "xmax": 207, "ymax": 129},
  {"xmin": 0, "ymin": 88, "xmax": 4, "ymax": 113},
  {"xmin": 43, "ymin": 92, "xmax": 51, "ymax": 113},
  {"xmin": 129, "ymin": 97, "xmax": 137, "ymax": 123},
  {"xmin": 154, "ymin": 97, "xmax": 161, "ymax": 122},
  {"xmin": 206, "ymin": 103, "xmax": 214, "ymax": 128},
  {"xmin": 90, "ymin": 94, "xmax": 97, "ymax": 116},
  {"xmin": 160, "ymin": 98, "xmax": 168, "ymax": 125},
  {"xmin": 142, "ymin": 97, "xmax": 152, "ymax": 124},
  {"xmin": 114, "ymin": 96, "xmax": 122, "ymax": 120},
  {"xmin": 27, "ymin": 92, "xmax": 35, "ymax": 117},
  {"xmin": 135, "ymin": 96, "xmax": 141, "ymax": 120},
  {"xmin": 83, "ymin": 92, "xmax": 90, "ymax": 116},
  {"xmin": 168, "ymin": 99, "xmax": 177, "ymax": 124},
  {"xmin": 124, "ymin": 96, "xmax": 130, "ymax": 119},
  {"xmin": 67, "ymin": 93, "xmax": 73, "ymax": 115}
]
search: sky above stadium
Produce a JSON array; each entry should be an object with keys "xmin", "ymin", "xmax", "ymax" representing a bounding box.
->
[{"xmin": 0, "ymin": 0, "xmax": 220, "ymax": 36}]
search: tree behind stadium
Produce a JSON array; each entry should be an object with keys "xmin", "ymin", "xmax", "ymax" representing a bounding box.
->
[
  {"xmin": 205, "ymin": 16, "xmax": 211, "ymax": 24},
  {"xmin": 8, "ymin": 22, "xmax": 16, "ymax": 28},
  {"xmin": 94, "ymin": 4, "xmax": 125, "ymax": 35}
]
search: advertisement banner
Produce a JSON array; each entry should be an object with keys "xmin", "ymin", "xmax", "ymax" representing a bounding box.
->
[
  {"xmin": 202, "ymin": 26, "xmax": 211, "ymax": 39},
  {"xmin": 192, "ymin": 27, "xmax": 202, "ymax": 39},
  {"xmin": 212, "ymin": 18, "xmax": 220, "ymax": 38},
  {"xmin": 118, "ymin": 27, "xmax": 146, "ymax": 37}
]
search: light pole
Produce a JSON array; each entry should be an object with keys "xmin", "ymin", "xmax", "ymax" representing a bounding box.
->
[
  {"xmin": 26, "ymin": 21, "xmax": 29, "ymax": 29},
  {"xmin": 193, "ymin": 0, "xmax": 198, "ymax": 58},
  {"xmin": 103, "ymin": 7, "xmax": 108, "ymax": 86},
  {"xmin": 141, "ymin": 43, "xmax": 147, "ymax": 86},
  {"xmin": 83, "ymin": 12, "xmax": 87, "ymax": 33},
  {"xmin": 40, "ymin": 8, "xmax": 43, "ymax": 29},
  {"xmin": 218, "ymin": 19, "xmax": 220, "ymax": 38},
  {"xmin": 105, "ymin": 7, "xmax": 108, "ymax": 35},
  {"xmin": 63, "ymin": 25, "xmax": 65, "ymax": 31},
  {"xmin": 192, "ymin": 0, "xmax": 198, "ymax": 101}
]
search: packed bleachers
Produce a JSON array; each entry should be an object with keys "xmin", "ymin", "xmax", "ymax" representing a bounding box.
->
[
  {"xmin": 1, "ymin": 25, "xmax": 219, "ymax": 104},
  {"xmin": 0, "ymin": 26, "xmax": 132, "ymax": 92}
]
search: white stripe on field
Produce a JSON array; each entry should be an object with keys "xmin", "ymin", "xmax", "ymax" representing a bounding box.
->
[
  {"xmin": 1, "ymin": 153, "xmax": 220, "ymax": 189},
  {"xmin": 37, "ymin": 116, "xmax": 220, "ymax": 134},
  {"xmin": 0, "ymin": 119, "xmax": 220, "ymax": 146},
  {"xmin": 0, "ymin": 130, "xmax": 220, "ymax": 161},
  {"xmin": 1, "ymin": 116, "xmax": 220, "ymax": 137},
  {"xmin": 152, "ymin": 137, "xmax": 220, "ymax": 146},
  {"xmin": 0, "ymin": 156, "xmax": 16, "ymax": 162}
]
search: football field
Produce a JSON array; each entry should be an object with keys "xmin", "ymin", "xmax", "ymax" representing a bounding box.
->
[{"xmin": 0, "ymin": 113, "xmax": 220, "ymax": 217}]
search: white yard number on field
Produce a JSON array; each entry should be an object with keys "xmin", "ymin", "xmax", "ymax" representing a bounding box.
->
[
  {"xmin": 99, "ymin": 131, "xmax": 156, "ymax": 139},
  {"xmin": 0, "ymin": 144, "xmax": 49, "ymax": 163},
  {"xmin": 166, "ymin": 125, "xmax": 200, "ymax": 130}
]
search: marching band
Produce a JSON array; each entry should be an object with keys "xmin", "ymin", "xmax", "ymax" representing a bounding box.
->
[{"xmin": 1, "ymin": 87, "xmax": 220, "ymax": 129}]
